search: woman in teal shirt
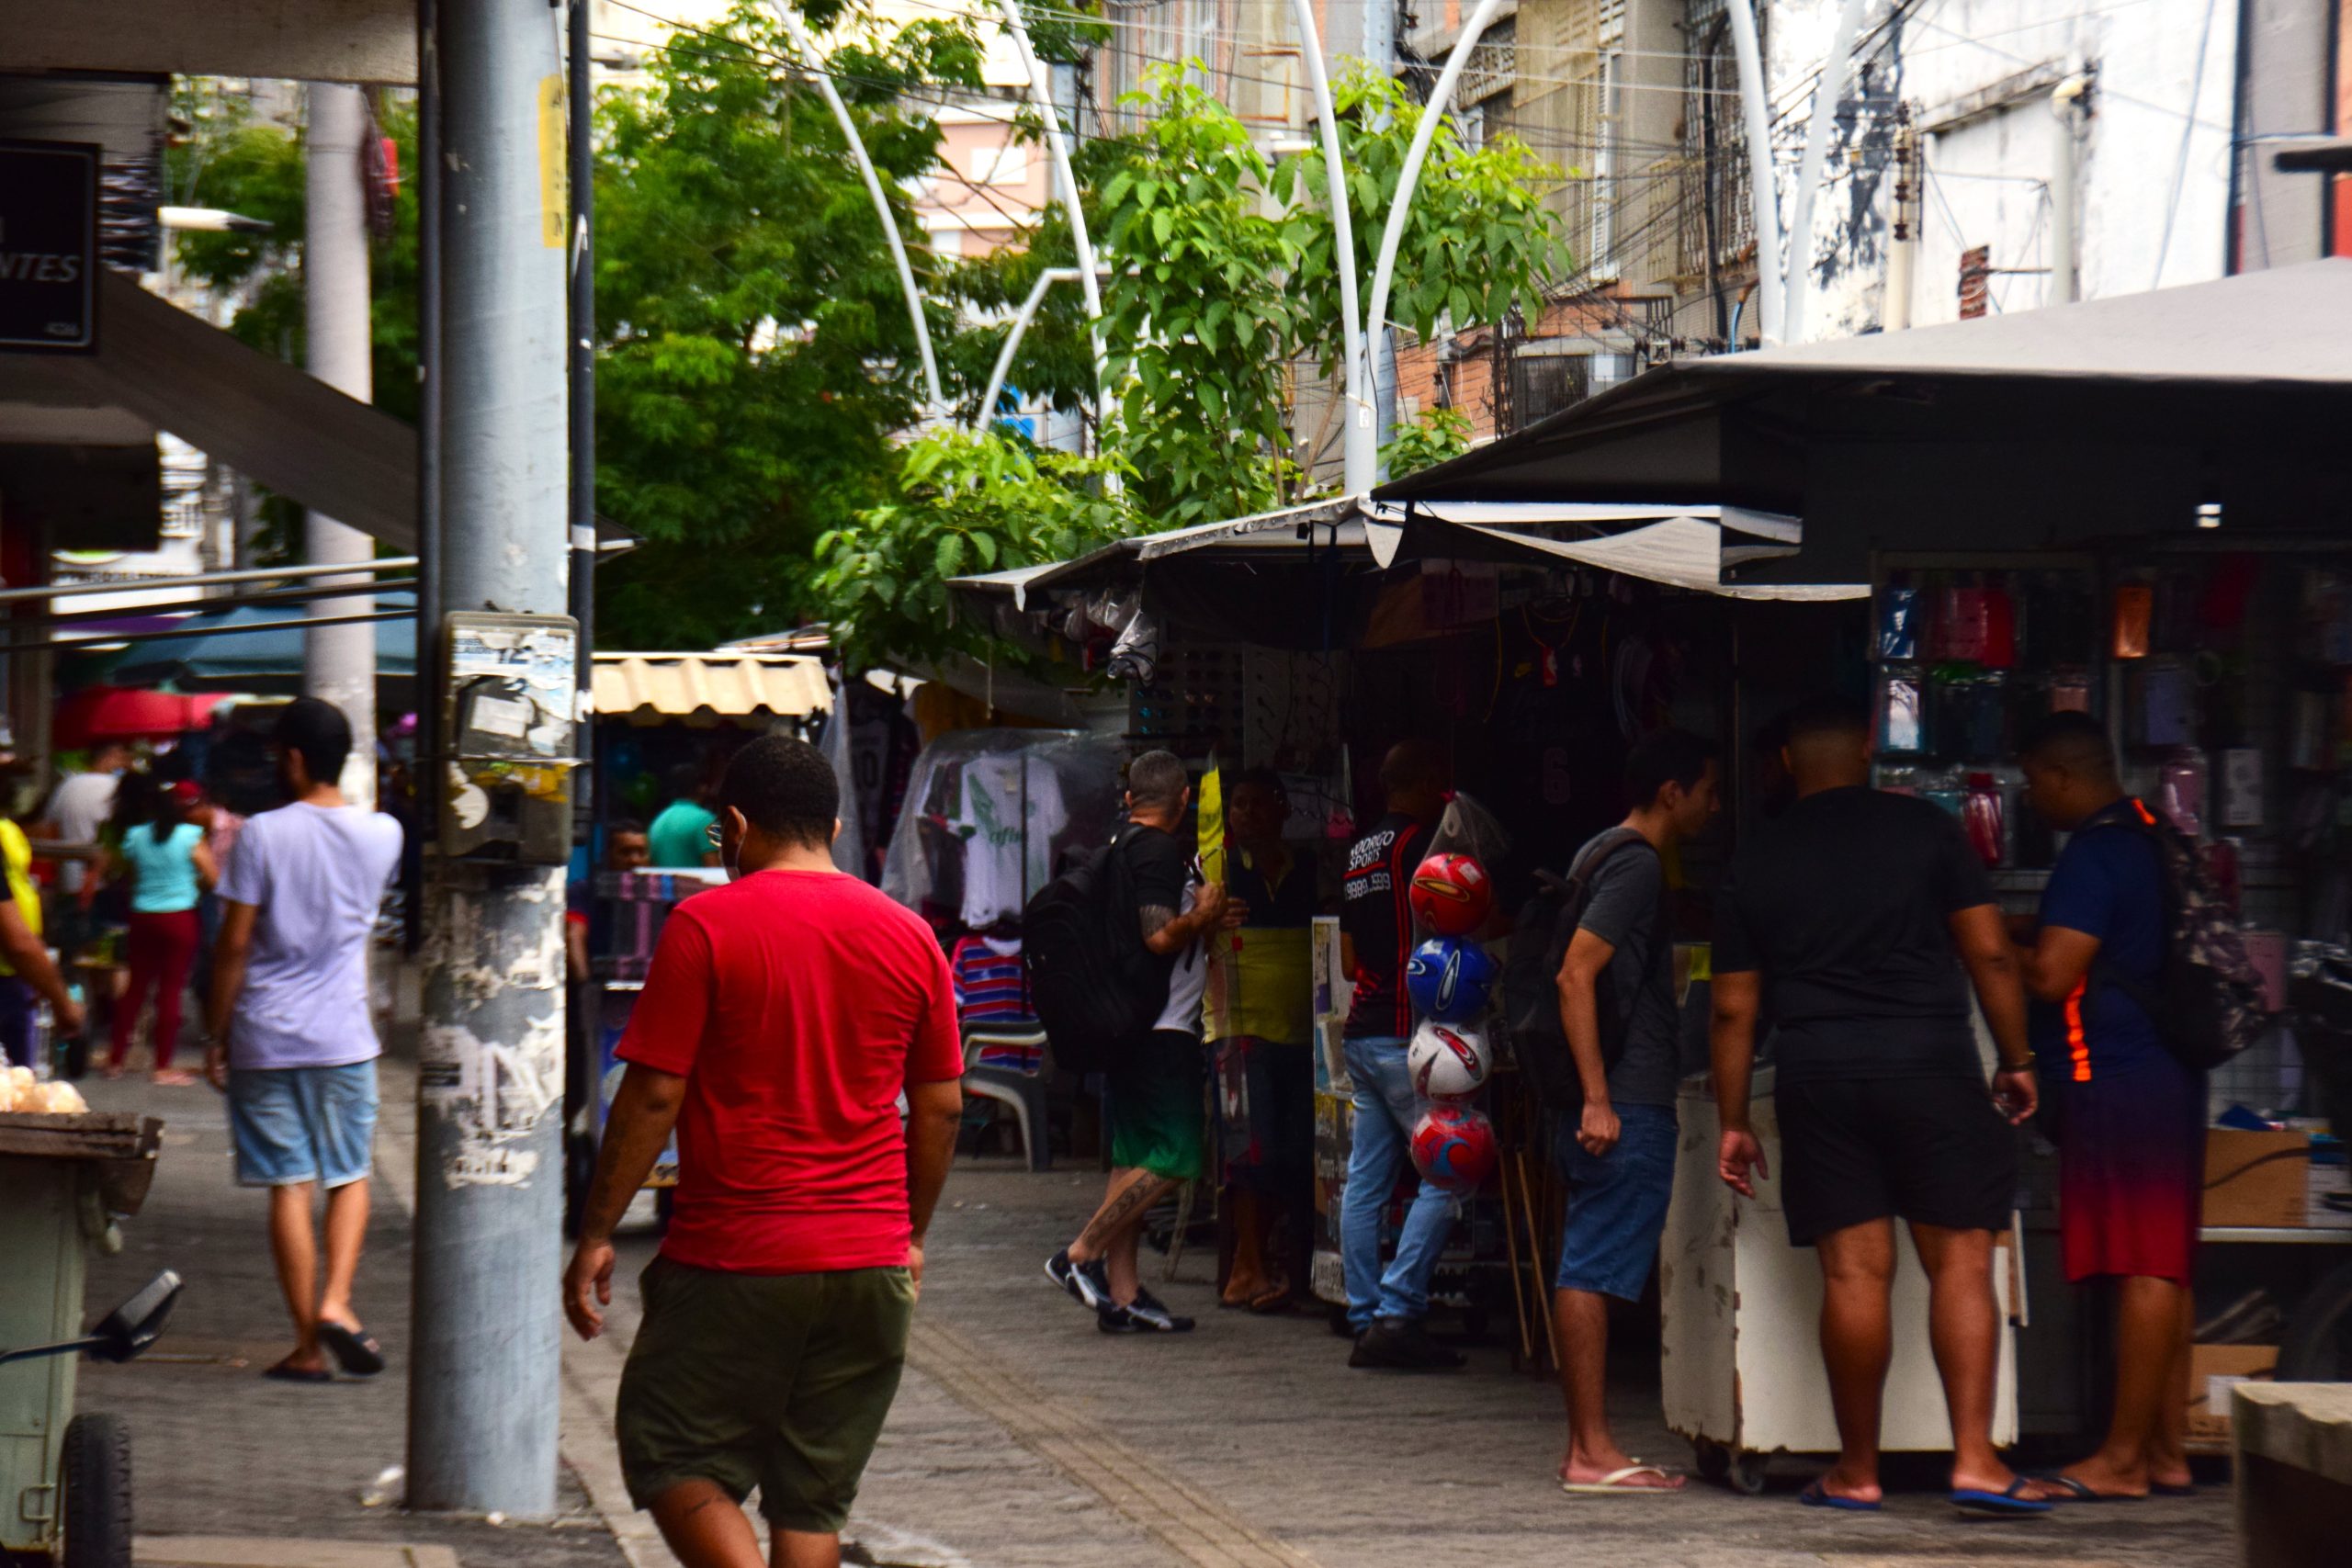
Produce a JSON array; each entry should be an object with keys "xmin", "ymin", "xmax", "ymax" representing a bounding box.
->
[{"xmin": 107, "ymin": 780, "xmax": 217, "ymax": 1084}]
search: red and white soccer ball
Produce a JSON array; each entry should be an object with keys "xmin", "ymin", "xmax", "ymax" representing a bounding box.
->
[
  {"xmin": 1407, "ymin": 1019, "xmax": 1491, "ymax": 1100},
  {"xmin": 1408, "ymin": 852, "xmax": 1492, "ymax": 937},
  {"xmin": 1409, "ymin": 1102, "xmax": 1498, "ymax": 1193}
]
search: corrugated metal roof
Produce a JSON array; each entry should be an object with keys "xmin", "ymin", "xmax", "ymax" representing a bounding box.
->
[{"xmin": 591, "ymin": 653, "xmax": 831, "ymax": 722}]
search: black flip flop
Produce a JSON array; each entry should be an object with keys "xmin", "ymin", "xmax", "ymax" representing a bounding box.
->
[
  {"xmin": 318, "ymin": 1322, "xmax": 387, "ymax": 1378},
  {"xmin": 263, "ymin": 1360, "xmax": 334, "ymax": 1384}
]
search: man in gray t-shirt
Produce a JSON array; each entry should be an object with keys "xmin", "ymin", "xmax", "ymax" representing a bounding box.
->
[{"xmin": 1551, "ymin": 730, "xmax": 1720, "ymax": 1494}]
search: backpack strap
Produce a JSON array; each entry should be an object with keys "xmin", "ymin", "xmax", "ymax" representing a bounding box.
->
[{"xmin": 1560, "ymin": 829, "xmax": 1666, "ymax": 946}]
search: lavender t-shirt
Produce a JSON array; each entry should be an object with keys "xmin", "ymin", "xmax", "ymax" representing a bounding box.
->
[{"xmin": 219, "ymin": 802, "xmax": 404, "ymax": 1070}]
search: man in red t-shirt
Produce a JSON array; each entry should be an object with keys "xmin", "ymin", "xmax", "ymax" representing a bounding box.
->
[{"xmin": 563, "ymin": 736, "xmax": 965, "ymax": 1568}]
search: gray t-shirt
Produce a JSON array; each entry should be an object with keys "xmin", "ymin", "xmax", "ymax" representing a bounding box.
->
[
  {"xmin": 1569, "ymin": 829, "xmax": 1679, "ymax": 1108},
  {"xmin": 219, "ymin": 801, "xmax": 403, "ymax": 1070}
]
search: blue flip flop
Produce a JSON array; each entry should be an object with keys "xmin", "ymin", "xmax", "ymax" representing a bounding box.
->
[
  {"xmin": 1951, "ymin": 1478, "xmax": 2053, "ymax": 1517},
  {"xmin": 1799, "ymin": 1480, "xmax": 1881, "ymax": 1512},
  {"xmin": 2027, "ymin": 1472, "xmax": 2144, "ymax": 1504}
]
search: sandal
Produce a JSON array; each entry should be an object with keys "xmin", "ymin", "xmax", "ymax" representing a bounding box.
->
[
  {"xmin": 263, "ymin": 1359, "xmax": 334, "ymax": 1384},
  {"xmin": 318, "ymin": 1321, "xmax": 387, "ymax": 1377},
  {"xmin": 1561, "ymin": 1462, "xmax": 1685, "ymax": 1495},
  {"xmin": 1798, "ymin": 1480, "xmax": 1880, "ymax": 1512},
  {"xmin": 1951, "ymin": 1478, "xmax": 2052, "ymax": 1517}
]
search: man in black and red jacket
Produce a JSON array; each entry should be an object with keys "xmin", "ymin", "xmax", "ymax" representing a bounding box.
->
[{"xmin": 1338, "ymin": 739, "xmax": 1462, "ymax": 1370}]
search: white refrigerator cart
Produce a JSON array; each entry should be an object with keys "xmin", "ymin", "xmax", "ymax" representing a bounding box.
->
[{"xmin": 1661, "ymin": 1067, "xmax": 2022, "ymax": 1493}]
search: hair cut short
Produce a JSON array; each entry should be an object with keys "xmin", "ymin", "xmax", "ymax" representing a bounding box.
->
[
  {"xmin": 2019, "ymin": 710, "xmax": 2118, "ymax": 779},
  {"xmin": 276, "ymin": 697, "xmax": 354, "ymax": 789},
  {"xmin": 718, "ymin": 735, "xmax": 839, "ymax": 851},
  {"xmin": 1623, "ymin": 728, "xmax": 1721, "ymax": 808},
  {"xmin": 1127, "ymin": 750, "xmax": 1189, "ymax": 811}
]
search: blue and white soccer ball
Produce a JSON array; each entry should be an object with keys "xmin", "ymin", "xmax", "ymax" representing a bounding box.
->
[{"xmin": 1405, "ymin": 936, "xmax": 1499, "ymax": 1023}]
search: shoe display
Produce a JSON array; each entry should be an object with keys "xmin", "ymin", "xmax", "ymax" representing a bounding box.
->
[
  {"xmin": 1045, "ymin": 1249, "xmax": 1109, "ymax": 1311},
  {"xmin": 1347, "ymin": 1317, "xmax": 1464, "ymax": 1371}
]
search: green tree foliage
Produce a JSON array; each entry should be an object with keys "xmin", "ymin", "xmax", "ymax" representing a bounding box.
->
[
  {"xmin": 591, "ymin": 1, "xmax": 986, "ymax": 646},
  {"xmin": 812, "ymin": 429, "xmax": 1138, "ymax": 670},
  {"xmin": 1091, "ymin": 65, "xmax": 1301, "ymax": 526},
  {"xmin": 1380, "ymin": 405, "xmax": 1474, "ymax": 478}
]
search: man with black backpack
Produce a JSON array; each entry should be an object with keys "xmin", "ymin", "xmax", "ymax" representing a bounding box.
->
[
  {"xmin": 1550, "ymin": 729, "xmax": 1719, "ymax": 1495},
  {"xmin": 1042, "ymin": 750, "xmax": 1237, "ymax": 1335},
  {"xmin": 2010, "ymin": 712, "xmax": 2204, "ymax": 1502}
]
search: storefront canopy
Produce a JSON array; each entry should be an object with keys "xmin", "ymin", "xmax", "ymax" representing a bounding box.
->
[
  {"xmin": 1374, "ymin": 260, "xmax": 2352, "ymax": 583},
  {"xmin": 590, "ymin": 652, "xmax": 831, "ymax": 725},
  {"xmin": 109, "ymin": 593, "xmax": 416, "ymax": 692}
]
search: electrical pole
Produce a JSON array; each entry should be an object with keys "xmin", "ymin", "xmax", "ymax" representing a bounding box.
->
[
  {"xmin": 569, "ymin": 0, "xmax": 594, "ymax": 822},
  {"xmin": 303, "ymin": 83, "xmax": 378, "ymax": 808},
  {"xmin": 2050, "ymin": 74, "xmax": 2088, "ymax": 305},
  {"xmin": 1724, "ymin": 0, "xmax": 1782, "ymax": 345},
  {"xmin": 406, "ymin": 0, "xmax": 569, "ymax": 1519}
]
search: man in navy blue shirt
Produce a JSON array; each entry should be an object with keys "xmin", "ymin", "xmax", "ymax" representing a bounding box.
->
[{"xmin": 2012, "ymin": 713, "xmax": 2199, "ymax": 1502}]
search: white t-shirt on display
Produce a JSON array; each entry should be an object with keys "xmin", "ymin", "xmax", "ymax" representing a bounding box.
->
[{"xmin": 219, "ymin": 801, "xmax": 404, "ymax": 1070}]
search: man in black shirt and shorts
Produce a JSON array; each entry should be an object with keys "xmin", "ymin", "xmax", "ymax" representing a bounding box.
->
[{"xmin": 1711, "ymin": 698, "xmax": 2044, "ymax": 1516}]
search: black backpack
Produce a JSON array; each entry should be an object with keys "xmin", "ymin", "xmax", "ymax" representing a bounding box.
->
[
  {"xmin": 1022, "ymin": 826, "xmax": 1157, "ymax": 1074},
  {"xmin": 1499, "ymin": 830, "xmax": 1659, "ymax": 1113},
  {"xmin": 2092, "ymin": 803, "xmax": 2268, "ymax": 1072}
]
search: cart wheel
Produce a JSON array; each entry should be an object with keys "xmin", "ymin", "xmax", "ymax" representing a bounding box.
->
[
  {"xmin": 1729, "ymin": 1450, "xmax": 1770, "ymax": 1496},
  {"xmin": 1692, "ymin": 1438, "xmax": 1731, "ymax": 1486},
  {"xmin": 62, "ymin": 1412, "xmax": 131, "ymax": 1568}
]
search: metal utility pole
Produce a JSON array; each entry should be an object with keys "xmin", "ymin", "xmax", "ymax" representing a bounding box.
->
[
  {"xmin": 1294, "ymin": 0, "xmax": 1365, "ymax": 495},
  {"xmin": 406, "ymin": 0, "xmax": 569, "ymax": 1520},
  {"xmin": 569, "ymin": 0, "xmax": 594, "ymax": 818},
  {"xmin": 1343, "ymin": 0, "xmax": 1399, "ymax": 489},
  {"xmin": 1000, "ymin": 0, "xmax": 1105, "ymax": 409},
  {"xmin": 1781, "ymin": 0, "xmax": 1866, "ymax": 344},
  {"xmin": 1884, "ymin": 116, "xmax": 1918, "ymax": 332},
  {"xmin": 1360, "ymin": 0, "xmax": 1505, "ymax": 483},
  {"xmin": 1724, "ymin": 0, "xmax": 1782, "ymax": 345},
  {"xmin": 2050, "ymin": 74, "xmax": 2088, "ymax": 305},
  {"xmin": 303, "ymin": 83, "xmax": 378, "ymax": 808}
]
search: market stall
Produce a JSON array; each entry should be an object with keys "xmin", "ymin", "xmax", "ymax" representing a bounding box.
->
[{"xmin": 1373, "ymin": 260, "xmax": 2352, "ymax": 1460}]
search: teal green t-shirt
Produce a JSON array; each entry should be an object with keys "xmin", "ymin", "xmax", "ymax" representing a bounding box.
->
[
  {"xmin": 123, "ymin": 821, "xmax": 205, "ymax": 913},
  {"xmin": 647, "ymin": 799, "xmax": 717, "ymax": 868}
]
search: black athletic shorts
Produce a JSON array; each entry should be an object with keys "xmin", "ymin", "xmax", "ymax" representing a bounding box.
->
[{"xmin": 1775, "ymin": 1076, "xmax": 2017, "ymax": 1247}]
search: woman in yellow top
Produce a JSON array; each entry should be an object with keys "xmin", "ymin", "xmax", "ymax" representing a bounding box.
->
[{"xmin": 1205, "ymin": 769, "xmax": 1320, "ymax": 1312}]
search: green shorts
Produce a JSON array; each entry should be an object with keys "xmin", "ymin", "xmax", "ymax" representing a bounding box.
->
[
  {"xmin": 1106, "ymin": 1029, "xmax": 1206, "ymax": 1181},
  {"xmin": 616, "ymin": 1257, "xmax": 916, "ymax": 1533}
]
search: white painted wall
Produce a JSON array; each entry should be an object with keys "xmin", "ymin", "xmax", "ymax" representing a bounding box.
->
[{"xmin": 1764, "ymin": 0, "xmax": 2240, "ymax": 338}]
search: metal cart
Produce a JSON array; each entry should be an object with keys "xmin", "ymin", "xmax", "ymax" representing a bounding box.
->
[{"xmin": 0, "ymin": 1111, "xmax": 164, "ymax": 1564}]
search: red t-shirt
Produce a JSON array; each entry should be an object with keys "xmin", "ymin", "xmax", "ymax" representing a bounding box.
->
[{"xmin": 616, "ymin": 867, "xmax": 964, "ymax": 1275}]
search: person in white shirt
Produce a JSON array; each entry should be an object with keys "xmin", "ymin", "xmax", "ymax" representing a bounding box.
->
[{"xmin": 205, "ymin": 699, "xmax": 404, "ymax": 1384}]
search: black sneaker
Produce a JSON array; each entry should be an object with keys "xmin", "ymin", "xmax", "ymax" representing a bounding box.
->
[
  {"xmin": 1100, "ymin": 1290, "xmax": 1194, "ymax": 1334},
  {"xmin": 1348, "ymin": 1317, "xmax": 1464, "ymax": 1371},
  {"xmin": 1045, "ymin": 1249, "xmax": 1109, "ymax": 1311}
]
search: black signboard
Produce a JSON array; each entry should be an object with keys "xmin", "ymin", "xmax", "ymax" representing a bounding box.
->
[{"xmin": 0, "ymin": 141, "xmax": 100, "ymax": 353}]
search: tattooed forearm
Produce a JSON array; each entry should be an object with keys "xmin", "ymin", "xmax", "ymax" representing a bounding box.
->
[
  {"xmin": 1138, "ymin": 903, "xmax": 1177, "ymax": 942},
  {"xmin": 1076, "ymin": 1170, "xmax": 1182, "ymax": 1254}
]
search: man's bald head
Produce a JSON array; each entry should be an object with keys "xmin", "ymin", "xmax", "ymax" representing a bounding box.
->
[
  {"xmin": 1380, "ymin": 739, "xmax": 1450, "ymax": 822},
  {"xmin": 1779, "ymin": 696, "xmax": 1872, "ymax": 795}
]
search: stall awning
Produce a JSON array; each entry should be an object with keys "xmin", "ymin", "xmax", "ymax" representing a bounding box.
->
[
  {"xmin": 1372, "ymin": 260, "xmax": 2352, "ymax": 582},
  {"xmin": 1385, "ymin": 509, "xmax": 1864, "ymax": 601},
  {"xmin": 591, "ymin": 653, "xmax": 831, "ymax": 724},
  {"xmin": 947, "ymin": 496, "xmax": 1367, "ymax": 610}
]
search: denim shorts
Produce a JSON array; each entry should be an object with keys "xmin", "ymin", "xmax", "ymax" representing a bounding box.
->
[
  {"xmin": 229, "ymin": 1061, "xmax": 380, "ymax": 1189},
  {"xmin": 1555, "ymin": 1101, "xmax": 1679, "ymax": 1302}
]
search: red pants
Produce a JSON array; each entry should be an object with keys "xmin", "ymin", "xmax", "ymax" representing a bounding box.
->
[{"xmin": 112, "ymin": 908, "xmax": 199, "ymax": 1072}]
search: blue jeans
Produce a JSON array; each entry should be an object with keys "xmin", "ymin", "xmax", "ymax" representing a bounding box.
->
[{"xmin": 1341, "ymin": 1035, "xmax": 1455, "ymax": 1330}]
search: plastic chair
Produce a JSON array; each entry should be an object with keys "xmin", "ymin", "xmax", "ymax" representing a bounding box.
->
[{"xmin": 962, "ymin": 1022, "xmax": 1053, "ymax": 1171}]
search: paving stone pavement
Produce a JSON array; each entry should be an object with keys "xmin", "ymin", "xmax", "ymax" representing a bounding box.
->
[{"xmin": 75, "ymin": 1057, "xmax": 2242, "ymax": 1568}]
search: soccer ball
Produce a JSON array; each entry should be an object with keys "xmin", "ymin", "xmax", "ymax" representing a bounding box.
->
[
  {"xmin": 1407, "ymin": 1019, "xmax": 1492, "ymax": 1100},
  {"xmin": 1410, "ymin": 1102, "xmax": 1498, "ymax": 1192},
  {"xmin": 1405, "ymin": 936, "xmax": 1499, "ymax": 1022},
  {"xmin": 1408, "ymin": 852, "xmax": 1493, "ymax": 936}
]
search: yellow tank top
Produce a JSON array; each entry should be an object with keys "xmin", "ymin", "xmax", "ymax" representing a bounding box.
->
[{"xmin": 0, "ymin": 819, "xmax": 41, "ymax": 977}]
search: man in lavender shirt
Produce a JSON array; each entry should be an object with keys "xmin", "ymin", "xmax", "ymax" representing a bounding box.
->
[{"xmin": 205, "ymin": 698, "xmax": 404, "ymax": 1383}]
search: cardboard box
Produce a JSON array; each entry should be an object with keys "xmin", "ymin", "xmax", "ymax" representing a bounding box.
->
[
  {"xmin": 2203, "ymin": 1129, "xmax": 2311, "ymax": 1229},
  {"xmin": 2187, "ymin": 1343, "xmax": 2277, "ymax": 1442}
]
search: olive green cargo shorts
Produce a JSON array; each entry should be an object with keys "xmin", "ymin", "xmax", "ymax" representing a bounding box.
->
[{"xmin": 616, "ymin": 1258, "xmax": 917, "ymax": 1533}]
